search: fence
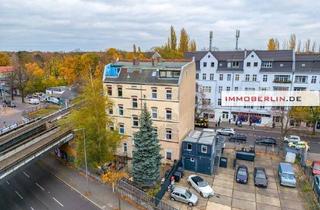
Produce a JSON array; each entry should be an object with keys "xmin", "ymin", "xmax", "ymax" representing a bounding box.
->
[{"xmin": 117, "ymin": 179, "xmax": 178, "ymax": 210}]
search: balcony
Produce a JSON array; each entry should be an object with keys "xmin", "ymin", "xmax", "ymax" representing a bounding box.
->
[{"xmin": 273, "ymin": 80, "xmax": 292, "ymax": 84}]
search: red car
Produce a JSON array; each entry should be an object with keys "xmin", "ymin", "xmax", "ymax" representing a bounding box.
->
[{"xmin": 312, "ymin": 161, "xmax": 320, "ymax": 175}]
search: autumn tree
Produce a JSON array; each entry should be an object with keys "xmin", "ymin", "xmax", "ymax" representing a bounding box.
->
[
  {"xmin": 267, "ymin": 38, "xmax": 278, "ymax": 50},
  {"xmin": 25, "ymin": 62, "xmax": 45, "ymax": 94},
  {"xmin": 189, "ymin": 39, "xmax": 197, "ymax": 52},
  {"xmin": 0, "ymin": 52, "xmax": 10, "ymax": 66},
  {"xmin": 170, "ymin": 26, "xmax": 177, "ymax": 51},
  {"xmin": 304, "ymin": 39, "xmax": 311, "ymax": 52},
  {"xmin": 179, "ymin": 28, "xmax": 189, "ymax": 53},
  {"xmin": 288, "ymin": 34, "xmax": 296, "ymax": 50},
  {"xmin": 101, "ymin": 170, "xmax": 128, "ymax": 192},
  {"xmin": 67, "ymin": 77, "xmax": 121, "ymax": 168},
  {"xmin": 291, "ymin": 106, "xmax": 320, "ymax": 134},
  {"xmin": 132, "ymin": 104, "xmax": 161, "ymax": 187},
  {"xmin": 105, "ymin": 48, "xmax": 122, "ymax": 63}
]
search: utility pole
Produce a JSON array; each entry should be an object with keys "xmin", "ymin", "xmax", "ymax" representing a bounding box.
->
[
  {"xmin": 235, "ymin": 30, "xmax": 240, "ymax": 50},
  {"xmin": 209, "ymin": 31, "xmax": 213, "ymax": 51}
]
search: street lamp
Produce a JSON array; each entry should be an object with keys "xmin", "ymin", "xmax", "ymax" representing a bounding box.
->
[{"xmin": 74, "ymin": 128, "xmax": 90, "ymax": 195}]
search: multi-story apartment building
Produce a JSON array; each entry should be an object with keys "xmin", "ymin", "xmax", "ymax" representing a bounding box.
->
[
  {"xmin": 102, "ymin": 59, "xmax": 195, "ymax": 162},
  {"xmin": 185, "ymin": 50, "xmax": 320, "ymax": 127}
]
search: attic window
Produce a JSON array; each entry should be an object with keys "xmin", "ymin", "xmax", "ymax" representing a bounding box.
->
[
  {"xmin": 301, "ymin": 63, "xmax": 306, "ymax": 67},
  {"xmin": 251, "ymin": 54, "xmax": 254, "ymax": 58},
  {"xmin": 208, "ymin": 55, "xmax": 211, "ymax": 58}
]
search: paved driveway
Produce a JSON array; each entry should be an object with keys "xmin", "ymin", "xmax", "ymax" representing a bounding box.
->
[{"xmin": 164, "ymin": 154, "xmax": 305, "ymax": 210}]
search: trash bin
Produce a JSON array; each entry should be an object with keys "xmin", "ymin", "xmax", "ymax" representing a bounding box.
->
[{"xmin": 219, "ymin": 157, "xmax": 228, "ymax": 168}]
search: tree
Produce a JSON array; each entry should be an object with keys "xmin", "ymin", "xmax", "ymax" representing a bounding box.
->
[
  {"xmin": 304, "ymin": 39, "xmax": 311, "ymax": 52},
  {"xmin": 282, "ymin": 39, "xmax": 288, "ymax": 50},
  {"xmin": 311, "ymin": 41, "xmax": 317, "ymax": 52},
  {"xmin": 101, "ymin": 170, "xmax": 128, "ymax": 192},
  {"xmin": 288, "ymin": 34, "xmax": 296, "ymax": 50},
  {"xmin": 105, "ymin": 48, "xmax": 122, "ymax": 63},
  {"xmin": 67, "ymin": 77, "xmax": 121, "ymax": 168},
  {"xmin": 291, "ymin": 106, "xmax": 320, "ymax": 134},
  {"xmin": 170, "ymin": 26, "xmax": 177, "ymax": 51},
  {"xmin": 132, "ymin": 104, "xmax": 161, "ymax": 187},
  {"xmin": 25, "ymin": 62, "xmax": 45, "ymax": 94},
  {"xmin": 189, "ymin": 39, "xmax": 197, "ymax": 52},
  {"xmin": 267, "ymin": 38, "xmax": 278, "ymax": 50},
  {"xmin": 133, "ymin": 44, "xmax": 137, "ymax": 54},
  {"xmin": 0, "ymin": 52, "xmax": 10, "ymax": 66},
  {"xmin": 195, "ymin": 84, "xmax": 213, "ymax": 119},
  {"xmin": 297, "ymin": 40, "xmax": 302, "ymax": 53},
  {"xmin": 179, "ymin": 28, "xmax": 189, "ymax": 53}
]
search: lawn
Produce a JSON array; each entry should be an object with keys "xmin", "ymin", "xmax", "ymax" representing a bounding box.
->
[{"xmin": 28, "ymin": 104, "xmax": 60, "ymax": 119}]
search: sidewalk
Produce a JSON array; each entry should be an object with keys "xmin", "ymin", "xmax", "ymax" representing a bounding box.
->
[{"xmin": 39, "ymin": 154, "xmax": 137, "ymax": 210}]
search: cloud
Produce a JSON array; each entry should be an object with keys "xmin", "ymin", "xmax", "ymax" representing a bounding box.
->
[{"xmin": 0, "ymin": 0, "xmax": 319, "ymax": 51}]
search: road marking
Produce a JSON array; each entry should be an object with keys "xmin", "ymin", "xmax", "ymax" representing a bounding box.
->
[
  {"xmin": 6, "ymin": 181, "xmax": 10, "ymax": 185},
  {"xmin": 35, "ymin": 182, "xmax": 45, "ymax": 191},
  {"xmin": 53, "ymin": 197, "xmax": 64, "ymax": 207},
  {"xmin": 15, "ymin": 191, "xmax": 23, "ymax": 200},
  {"xmin": 23, "ymin": 171, "xmax": 30, "ymax": 178}
]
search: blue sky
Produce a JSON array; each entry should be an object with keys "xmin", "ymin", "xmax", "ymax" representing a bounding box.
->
[{"xmin": 0, "ymin": 0, "xmax": 319, "ymax": 52}]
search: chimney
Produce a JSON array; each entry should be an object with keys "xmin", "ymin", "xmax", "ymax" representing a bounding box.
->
[
  {"xmin": 209, "ymin": 31, "xmax": 213, "ymax": 51},
  {"xmin": 235, "ymin": 29, "xmax": 240, "ymax": 50},
  {"xmin": 244, "ymin": 49, "xmax": 247, "ymax": 58}
]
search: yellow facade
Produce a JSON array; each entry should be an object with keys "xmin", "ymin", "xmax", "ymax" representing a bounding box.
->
[{"xmin": 104, "ymin": 61, "xmax": 195, "ymax": 162}]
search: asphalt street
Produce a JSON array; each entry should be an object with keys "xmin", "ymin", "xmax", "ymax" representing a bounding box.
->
[{"xmin": 0, "ymin": 161, "xmax": 100, "ymax": 210}]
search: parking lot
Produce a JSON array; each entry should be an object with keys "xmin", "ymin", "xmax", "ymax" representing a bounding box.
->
[{"xmin": 164, "ymin": 151, "xmax": 305, "ymax": 210}]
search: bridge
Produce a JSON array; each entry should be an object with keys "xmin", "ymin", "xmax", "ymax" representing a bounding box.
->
[{"xmin": 0, "ymin": 107, "xmax": 74, "ymax": 181}]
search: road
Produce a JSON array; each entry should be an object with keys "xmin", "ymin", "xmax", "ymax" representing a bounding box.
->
[{"xmin": 0, "ymin": 161, "xmax": 100, "ymax": 210}]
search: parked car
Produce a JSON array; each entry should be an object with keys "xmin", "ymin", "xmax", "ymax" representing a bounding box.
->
[
  {"xmin": 27, "ymin": 98, "xmax": 40, "ymax": 105},
  {"xmin": 313, "ymin": 175, "xmax": 320, "ymax": 202},
  {"xmin": 254, "ymin": 167, "xmax": 268, "ymax": 187},
  {"xmin": 229, "ymin": 134, "xmax": 247, "ymax": 142},
  {"xmin": 255, "ymin": 137, "xmax": 277, "ymax": 146},
  {"xmin": 236, "ymin": 146, "xmax": 255, "ymax": 161},
  {"xmin": 288, "ymin": 141, "xmax": 310, "ymax": 151},
  {"xmin": 3, "ymin": 100, "xmax": 16, "ymax": 108},
  {"xmin": 284, "ymin": 135, "xmax": 301, "ymax": 143},
  {"xmin": 278, "ymin": 162, "xmax": 296, "ymax": 187},
  {"xmin": 46, "ymin": 96, "xmax": 60, "ymax": 105},
  {"xmin": 170, "ymin": 186, "xmax": 198, "ymax": 206},
  {"xmin": 312, "ymin": 161, "xmax": 320, "ymax": 176},
  {"xmin": 235, "ymin": 165, "xmax": 249, "ymax": 184},
  {"xmin": 216, "ymin": 128, "xmax": 235, "ymax": 136},
  {"xmin": 187, "ymin": 175, "xmax": 214, "ymax": 198}
]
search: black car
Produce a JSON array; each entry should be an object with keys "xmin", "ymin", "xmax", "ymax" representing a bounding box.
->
[
  {"xmin": 254, "ymin": 167, "xmax": 268, "ymax": 187},
  {"xmin": 255, "ymin": 137, "xmax": 277, "ymax": 146},
  {"xmin": 235, "ymin": 165, "xmax": 248, "ymax": 184},
  {"xmin": 229, "ymin": 134, "xmax": 247, "ymax": 142}
]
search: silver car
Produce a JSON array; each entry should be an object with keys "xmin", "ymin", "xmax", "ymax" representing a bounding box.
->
[{"xmin": 170, "ymin": 186, "xmax": 198, "ymax": 206}]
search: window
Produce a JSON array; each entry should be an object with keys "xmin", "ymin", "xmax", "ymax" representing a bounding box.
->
[
  {"xmin": 253, "ymin": 62, "xmax": 258, "ymax": 67},
  {"xmin": 123, "ymin": 143, "xmax": 127, "ymax": 153},
  {"xmin": 227, "ymin": 74, "xmax": 231, "ymax": 81},
  {"xmin": 231, "ymin": 61, "xmax": 239, "ymax": 68},
  {"xmin": 262, "ymin": 61, "xmax": 272, "ymax": 68},
  {"xmin": 246, "ymin": 62, "xmax": 251, "ymax": 67},
  {"xmin": 119, "ymin": 123, "xmax": 124, "ymax": 134},
  {"xmin": 109, "ymin": 124, "xmax": 114, "ymax": 131},
  {"xmin": 132, "ymin": 97, "xmax": 138, "ymax": 108},
  {"xmin": 166, "ymin": 150, "xmax": 172, "ymax": 160},
  {"xmin": 187, "ymin": 143, "xmax": 192, "ymax": 151},
  {"xmin": 226, "ymin": 87, "xmax": 230, "ymax": 91},
  {"xmin": 210, "ymin": 74, "xmax": 214, "ymax": 81},
  {"xmin": 218, "ymin": 99, "xmax": 221, "ymax": 106},
  {"xmin": 252, "ymin": 74, "xmax": 257, "ymax": 81},
  {"xmin": 151, "ymin": 107, "xmax": 158, "ymax": 119},
  {"xmin": 117, "ymin": 86, "xmax": 123, "ymax": 97},
  {"xmin": 203, "ymin": 86, "xmax": 211, "ymax": 93},
  {"xmin": 311, "ymin": 76, "xmax": 317, "ymax": 84},
  {"xmin": 202, "ymin": 73, "xmax": 206, "ymax": 80},
  {"xmin": 201, "ymin": 145, "xmax": 208, "ymax": 154},
  {"xmin": 295, "ymin": 76, "xmax": 308, "ymax": 83},
  {"xmin": 166, "ymin": 129, "xmax": 172, "ymax": 140},
  {"xmin": 166, "ymin": 109, "xmax": 172, "ymax": 120},
  {"xmin": 196, "ymin": 73, "xmax": 199, "ymax": 80},
  {"xmin": 118, "ymin": 104, "xmax": 124, "ymax": 115},
  {"xmin": 245, "ymin": 74, "xmax": 250, "ymax": 81},
  {"xmin": 219, "ymin": 74, "xmax": 223, "ymax": 81},
  {"xmin": 109, "ymin": 107, "xmax": 113, "ymax": 115},
  {"xmin": 151, "ymin": 88, "xmax": 157, "ymax": 99},
  {"xmin": 132, "ymin": 115, "xmax": 139, "ymax": 127},
  {"xmin": 235, "ymin": 74, "xmax": 240, "ymax": 81},
  {"xmin": 166, "ymin": 89, "xmax": 172, "ymax": 100},
  {"xmin": 218, "ymin": 86, "xmax": 223, "ymax": 92},
  {"xmin": 107, "ymin": 86, "xmax": 112, "ymax": 96},
  {"xmin": 203, "ymin": 62, "xmax": 207, "ymax": 67},
  {"xmin": 263, "ymin": 75, "xmax": 268, "ymax": 82},
  {"xmin": 202, "ymin": 98, "xmax": 211, "ymax": 105},
  {"xmin": 211, "ymin": 62, "xmax": 214, "ymax": 67},
  {"xmin": 234, "ymin": 87, "xmax": 239, "ymax": 91},
  {"xmin": 274, "ymin": 75, "xmax": 291, "ymax": 83}
]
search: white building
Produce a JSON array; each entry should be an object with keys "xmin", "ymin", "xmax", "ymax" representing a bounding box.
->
[{"xmin": 185, "ymin": 50, "xmax": 320, "ymax": 127}]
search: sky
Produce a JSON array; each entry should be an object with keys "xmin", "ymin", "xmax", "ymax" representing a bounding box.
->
[{"xmin": 0, "ymin": 0, "xmax": 319, "ymax": 52}]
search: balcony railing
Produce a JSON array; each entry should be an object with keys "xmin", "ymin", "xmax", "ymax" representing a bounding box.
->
[{"xmin": 273, "ymin": 80, "xmax": 292, "ymax": 83}]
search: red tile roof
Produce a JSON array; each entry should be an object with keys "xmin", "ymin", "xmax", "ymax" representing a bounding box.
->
[{"xmin": 0, "ymin": 66, "xmax": 14, "ymax": 74}]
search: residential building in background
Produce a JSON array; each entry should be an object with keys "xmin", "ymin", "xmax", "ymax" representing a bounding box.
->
[
  {"xmin": 103, "ymin": 58, "xmax": 196, "ymax": 163},
  {"xmin": 185, "ymin": 50, "xmax": 320, "ymax": 127}
]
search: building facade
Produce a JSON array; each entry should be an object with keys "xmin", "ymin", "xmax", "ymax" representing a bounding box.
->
[
  {"xmin": 185, "ymin": 50, "xmax": 320, "ymax": 127},
  {"xmin": 103, "ymin": 60, "xmax": 196, "ymax": 162}
]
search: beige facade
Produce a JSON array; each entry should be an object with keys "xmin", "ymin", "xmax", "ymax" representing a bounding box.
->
[{"xmin": 103, "ymin": 60, "xmax": 195, "ymax": 162}]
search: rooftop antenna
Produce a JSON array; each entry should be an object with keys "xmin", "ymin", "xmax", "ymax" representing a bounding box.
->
[
  {"xmin": 235, "ymin": 29, "xmax": 240, "ymax": 50},
  {"xmin": 209, "ymin": 31, "xmax": 213, "ymax": 51}
]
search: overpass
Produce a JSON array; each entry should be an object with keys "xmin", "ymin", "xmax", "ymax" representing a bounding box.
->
[{"xmin": 0, "ymin": 107, "xmax": 74, "ymax": 181}]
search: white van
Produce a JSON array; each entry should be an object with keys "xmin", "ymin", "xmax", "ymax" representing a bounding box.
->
[{"xmin": 28, "ymin": 98, "xmax": 40, "ymax": 105}]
